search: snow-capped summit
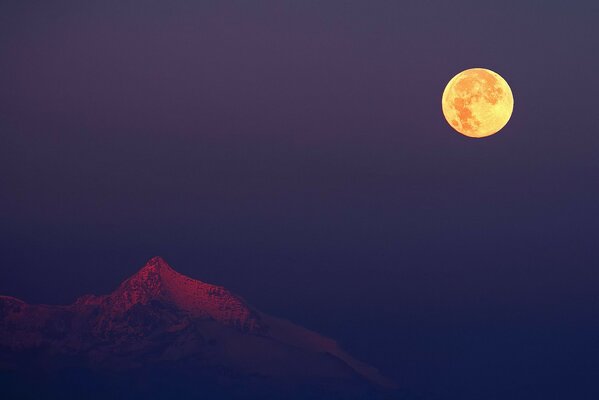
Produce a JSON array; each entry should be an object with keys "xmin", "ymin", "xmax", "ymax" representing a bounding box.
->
[
  {"xmin": 0, "ymin": 257, "xmax": 394, "ymax": 398},
  {"xmin": 77, "ymin": 256, "xmax": 263, "ymax": 332}
]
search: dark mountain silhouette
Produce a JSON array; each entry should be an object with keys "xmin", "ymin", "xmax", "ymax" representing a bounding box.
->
[{"xmin": 0, "ymin": 257, "xmax": 400, "ymax": 399}]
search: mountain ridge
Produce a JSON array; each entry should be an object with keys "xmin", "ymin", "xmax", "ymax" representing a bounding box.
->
[
  {"xmin": 75, "ymin": 256, "xmax": 264, "ymax": 333},
  {"xmin": 0, "ymin": 256, "xmax": 394, "ymax": 397}
]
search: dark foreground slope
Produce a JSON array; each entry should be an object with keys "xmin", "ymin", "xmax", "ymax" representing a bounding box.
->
[{"xmin": 0, "ymin": 257, "xmax": 403, "ymax": 399}]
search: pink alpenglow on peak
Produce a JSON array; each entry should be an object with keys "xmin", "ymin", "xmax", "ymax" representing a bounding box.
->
[
  {"xmin": 77, "ymin": 256, "xmax": 263, "ymax": 333},
  {"xmin": 0, "ymin": 256, "xmax": 394, "ymax": 393}
]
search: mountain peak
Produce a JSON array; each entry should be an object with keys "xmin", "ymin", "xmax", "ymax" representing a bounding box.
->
[
  {"xmin": 125, "ymin": 256, "xmax": 181, "ymax": 291},
  {"xmin": 142, "ymin": 256, "xmax": 174, "ymax": 273},
  {"xmin": 0, "ymin": 256, "xmax": 394, "ymax": 394},
  {"xmin": 79, "ymin": 257, "xmax": 264, "ymax": 333}
]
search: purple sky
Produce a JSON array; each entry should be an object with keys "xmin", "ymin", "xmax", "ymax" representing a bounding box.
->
[{"xmin": 2, "ymin": 1, "xmax": 599, "ymax": 399}]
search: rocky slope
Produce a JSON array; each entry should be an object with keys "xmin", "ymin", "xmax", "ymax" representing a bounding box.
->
[{"xmin": 0, "ymin": 257, "xmax": 395, "ymax": 399}]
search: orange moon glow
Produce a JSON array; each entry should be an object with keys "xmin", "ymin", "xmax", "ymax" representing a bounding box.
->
[{"xmin": 442, "ymin": 68, "xmax": 514, "ymax": 138}]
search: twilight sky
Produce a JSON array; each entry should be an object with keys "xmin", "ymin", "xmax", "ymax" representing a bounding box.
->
[{"xmin": 1, "ymin": 1, "xmax": 599, "ymax": 399}]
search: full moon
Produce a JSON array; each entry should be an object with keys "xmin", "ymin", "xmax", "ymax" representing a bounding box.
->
[{"xmin": 442, "ymin": 68, "xmax": 514, "ymax": 138}]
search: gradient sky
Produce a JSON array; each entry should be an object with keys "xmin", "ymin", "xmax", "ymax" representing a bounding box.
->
[{"xmin": 2, "ymin": 1, "xmax": 599, "ymax": 399}]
